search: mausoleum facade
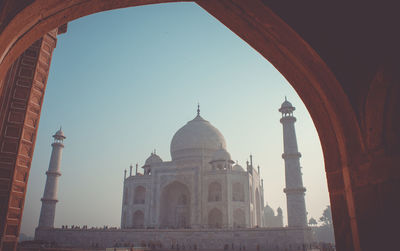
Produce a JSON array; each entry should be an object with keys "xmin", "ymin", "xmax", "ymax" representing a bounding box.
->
[{"xmin": 121, "ymin": 107, "xmax": 264, "ymax": 229}]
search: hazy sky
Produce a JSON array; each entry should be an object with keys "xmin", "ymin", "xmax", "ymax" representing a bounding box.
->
[{"xmin": 21, "ymin": 2, "xmax": 329, "ymax": 236}]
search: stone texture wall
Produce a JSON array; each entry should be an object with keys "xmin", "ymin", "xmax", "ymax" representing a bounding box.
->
[{"xmin": 35, "ymin": 227, "xmax": 312, "ymax": 250}]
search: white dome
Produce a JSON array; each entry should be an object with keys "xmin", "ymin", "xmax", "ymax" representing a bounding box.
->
[
  {"xmin": 145, "ymin": 153, "xmax": 162, "ymax": 165},
  {"xmin": 232, "ymin": 163, "xmax": 244, "ymax": 171},
  {"xmin": 170, "ymin": 114, "xmax": 226, "ymax": 161},
  {"xmin": 211, "ymin": 147, "xmax": 231, "ymax": 162}
]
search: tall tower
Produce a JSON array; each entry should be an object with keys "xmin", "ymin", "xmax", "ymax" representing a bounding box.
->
[
  {"xmin": 279, "ymin": 98, "xmax": 307, "ymax": 227},
  {"xmin": 37, "ymin": 128, "xmax": 66, "ymax": 228}
]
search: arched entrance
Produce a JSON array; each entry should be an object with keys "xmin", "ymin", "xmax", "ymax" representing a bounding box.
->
[
  {"xmin": 233, "ymin": 208, "xmax": 245, "ymax": 228},
  {"xmin": 232, "ymin": 182, "xmax": 244, "ymax": 202},
  {"xmin": 134, "ymin": 186, "xmax": 146, "ymax": 204},
  {"xmin": 208, "ymin": 208, "xmax": 223, "ymax": 228},
  {"xmin": 208, "ymin": 181, "xmax": 222, "ymax": 202},
  {"xmin": 159, "ymin": 181, "xmax": 191, "ymax": 228},
  {"xmin": 1, "ymin": 1, "xmax": 399, "ymax": 251},
  {"xmin": 132, "ymin": 210, "xmax": 144, "ymax": 228}
]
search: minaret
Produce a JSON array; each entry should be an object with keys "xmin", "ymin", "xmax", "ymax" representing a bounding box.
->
[
  {"xmin": 37, "ymin": 128, "xmax": 66, "ymax": 228},
  {"xmin": 279, "ymin": 98, "xmax": 307, "ymax": 227}
]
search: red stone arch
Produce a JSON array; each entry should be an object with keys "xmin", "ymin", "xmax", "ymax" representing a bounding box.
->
[{"xmin": 1, "ymin": 1, "xmax": 398, "ymax": 251}]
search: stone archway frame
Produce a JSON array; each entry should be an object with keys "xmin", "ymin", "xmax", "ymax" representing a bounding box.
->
[
  {"xmin": 132, "ymin": 210, "xmax": 145, "ymax": 228},
  {"xmin": 233, "ymin": 208, "xmax": 245, "ymax": 228},
  {"xmin": 208, "ymin": 207, "xmax": 223, "ymax": 228},
  {"xmin": 0, "ymin": 1, "xmax": 366, "ymax": 250},
  {"xmin": 208, "ymin": 180, "xmax": 222, "ymax": 202},
  {"xmin": 159, "ymin": 180, "xmax": 192, "ymax": 228},
  {"xmin": 232, "ymin": 182, "xmax": 244, "ymax": 202},
  {"xmin": 133, "ymin": 185, "xmax": 146, "ymax": 204}
]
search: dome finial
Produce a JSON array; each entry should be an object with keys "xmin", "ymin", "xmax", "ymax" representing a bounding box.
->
[
  {"xmin": 279, "ymin": 97, "xmax": 295, "ymax": 115},
  {"xmin": 197, "ymin": 102, "xmax": 200, "ymax": 116}
]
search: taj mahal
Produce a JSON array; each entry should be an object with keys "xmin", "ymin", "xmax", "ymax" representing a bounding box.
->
[
  {"xmin": 122, "ymin": 104, "xmax": 265, "ymax": 229},
  {"xmin": 34, "ymin": 99, "xmax": 312, "ymax": 250}
]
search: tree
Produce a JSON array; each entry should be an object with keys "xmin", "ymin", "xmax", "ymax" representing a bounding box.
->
[
  {"xmin": 319, "ymin": 205, "xmax": 332, "ymax": 225},
  {"xmin": 308, "ymin": 217, "xmax": 318, "ymax": 226}
]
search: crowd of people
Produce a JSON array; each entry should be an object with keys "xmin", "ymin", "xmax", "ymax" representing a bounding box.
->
[
  {"xmin": 60, "ymin": 225, "xmax": 118, "ymax": 230},
  {"xmin": 108, "ymin": 241, "xmax": 335, "ymax": 251}
]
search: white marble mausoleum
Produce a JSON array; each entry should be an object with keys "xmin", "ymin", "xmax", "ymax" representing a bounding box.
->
[
  {"xmin": 121, "ymin": 106, "xmax": 264, "ymax": 229},
  {"xmin": 34, "ymin": 100, "xmax": 312, "ymax": 250}
]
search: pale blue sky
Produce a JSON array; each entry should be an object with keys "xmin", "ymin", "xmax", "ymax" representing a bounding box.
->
[{"xmin": 21, "ymin": 2, "xmax": 329, "ymax": 236}]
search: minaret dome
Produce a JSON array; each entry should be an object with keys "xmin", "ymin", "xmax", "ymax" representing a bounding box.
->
[
  {"xmin": 279, "ymin": 97, "xmax": 296, "ymax": 116},
  {"xmin": 53, "ymin": 127, "xmax": 66, "ymax": 143}
]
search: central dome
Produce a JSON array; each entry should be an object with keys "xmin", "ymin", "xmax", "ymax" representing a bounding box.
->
[{"xmin": 170, "ymin": 113, "xmax": 226, "ymax": 161}]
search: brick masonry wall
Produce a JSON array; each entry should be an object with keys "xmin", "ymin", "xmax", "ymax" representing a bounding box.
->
[{"xmin": 0, "ymin": 29, "xmax": 58, "ymax": 250}]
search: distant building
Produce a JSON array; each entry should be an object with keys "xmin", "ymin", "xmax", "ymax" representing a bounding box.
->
[{"xmin": 263, "ymin": 205, "xmax": 283, "ymax": 227}]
